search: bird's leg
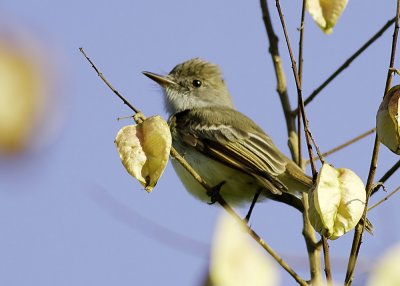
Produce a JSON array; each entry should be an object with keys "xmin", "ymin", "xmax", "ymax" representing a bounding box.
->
[
  {"xmin": 207, "ymin": 181, "xmax": 226, "ymax": 205},
  {"xmin": 244, "ymin": 189, "xmax": 261, "ymax": 223}
]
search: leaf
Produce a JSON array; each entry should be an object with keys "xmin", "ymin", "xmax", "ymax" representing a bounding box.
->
[
  {"xmin": 309, "ymin": 163, "xmax": 366, "ymax": 239},
  {"xmin": 115, "ymin": 115, "xmax": 172, "ymax": 193},
  {"xmin": 376, "ymin": 85, "xmax": 400, "ymax": 154},
  {"xmin": 208, "ymin": 214, "xmax": 279, "ymax": 286},
  {"xmin": 307, "ymin": 0, "xmax": 349, "ymax": 34}
]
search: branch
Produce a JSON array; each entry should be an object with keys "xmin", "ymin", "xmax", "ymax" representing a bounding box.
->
[
  {"xmin": 80, "ymin": 47, "xmax": 308, "ymax": 286},
  {"xmin": 301, "ymin": 192, "xmax": 323, "ymax": 284},
  {"xmin": 259, "ymin": 0, "xmax": 300, "ymax": 163},
  {"xmin": 274, "ymin": 1, "xmax": 326, "ymax": 284},
  {"xmin": 299, "ymin": 0, "xmax": 327, "ymax": 284},
  {"xmin": 345, "ymin": 2, "xmax": 400, "ymax": 284},
  {"xmin": 275, "ymin": 0, "xmax": 320, "ymax": 178},
  {"xmin": 296, "ymin": 0, "xmax": 306, "ymax": 168},
  {"xmin": 322, "ymin": 236, "xmax": 333, "ymax": 286},
  {"xmin": 79, "ymin": 48, "xmax": 140, "ymax": 114},
  {"xmin": 368, "ymin": 186, "xmax": 400, "ymax": 212},
  {"xmin": 292, "ymin": 17, "xmax": 396, "ymax": 114},
  {"xmin": 306, "ymin": 128, "xmax": 376, "ymax": 164},
  {"xmin": 371, "ymin": 159, "xmax": 400, "ymax": 196}
]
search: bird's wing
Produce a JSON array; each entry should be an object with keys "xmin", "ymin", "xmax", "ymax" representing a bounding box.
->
[{"xmin": 170, "ymin": 108, "xmax": 289, "ymax": 194}]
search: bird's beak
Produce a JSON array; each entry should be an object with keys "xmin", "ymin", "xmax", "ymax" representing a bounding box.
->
[{"xmin": 142, "ymin": 71, "xmax": 177, "ymax": 87}]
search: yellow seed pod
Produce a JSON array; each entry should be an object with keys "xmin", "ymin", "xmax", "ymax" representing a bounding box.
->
[
  {"xmin": 309, "ymin": 163, "xmax": 366, "ymax": 240},
  {"xmin": 115, "ymin": 115, "xmax": 172, "ymax": 193},
  {"xmin": 376, "ymin": 85, "xmax": 400, "ymax": 154},
  {"xmin": 307, "ymin": 0, "xmax": 348, "ymax": 34},
  {"xmin": 209, "ymin": 214, "xmax": 279, "ymax": 286}
]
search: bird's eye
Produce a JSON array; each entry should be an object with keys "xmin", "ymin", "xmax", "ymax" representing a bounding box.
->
[{"xmin": 192, "ymin": 79, "xmax": 202, "ymax": 88}]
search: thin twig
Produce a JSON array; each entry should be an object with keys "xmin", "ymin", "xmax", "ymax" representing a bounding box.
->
[
  {"xmin": 296, "ymin": 0, "xmax": 306, "ymax": 168},
  {"xmin": 322, "ymin": 236, "xmax": 333, "ymax": 286},
  {"xmin": 306, "ymin": 128, "xmax": 376, "ymax": 164},
  {"xmin": 259, "ymin": 0, "xmax": 300, "ymax": 163},
  {"xmin": 261, "ymin": 0, "xmax": 322, "ymax": 284},
  {"xmin": 368, "ymin": 186, "xmax": 400, "ymax": 212},
  {"xmin": 345, "ymin": 3, "xmax": 400, "ymax": 285},
  {"xmin": 292, "ymin": 17, "xmax": 396, "ymax": 114},
  {"xmin": 371, "ymin": 159, "xmax": 400, "ymax": 195},
  {"xmin": 309, "ymin": 132, "xmax": 326, "ymax": 164},
  {"xmin": 79, "ymin": 48, "xmax": 140, "ymax": 114},
  {"xmin": 275, "ymin": 1, "xmax": 324, "ymax": 285},
  {"xmin": 297, "ymin": 1, "xmax": 305, "ymax": 84},
  {"xmin": 298, "ymin": 0, "xmax": 326, "ymax": 284},
  {"xmin": 80, "ymin": 47, "xmax": 308, "ymax": 286},
  {"xmin": 301, "ymin": 192, "xmax": 322, "ymax": 285},
  {"xmin": 275, "ymin": 0, "xmax": 319, "ymax": 178}
]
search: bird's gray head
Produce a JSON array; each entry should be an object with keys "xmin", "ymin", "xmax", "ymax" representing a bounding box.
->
[{"xmin": 143, "ymin": 58, "xmax": 234, "ymax": 114}]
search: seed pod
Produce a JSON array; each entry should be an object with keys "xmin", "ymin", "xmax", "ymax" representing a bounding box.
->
[
  {"xmin": 309, "ymin": 163, "xmax": 366, "ymax": 240},
  {"xmin": 367, "ymin": 243, "xmax": 400, "ymax": 286},
  {"xmin": 376, "ymin": 85, "xmax": 400, "ymax": 154},
  {"xmin": 208, "ymin": 214, "xmax": 279, "ymax": 286},
  {"xmin": 307, "ymin": 0, "xmax": 348, "ymax": 34},
  {"xmin": 115, "ymin": 115, "xmax": 172, "ymax": 193}
]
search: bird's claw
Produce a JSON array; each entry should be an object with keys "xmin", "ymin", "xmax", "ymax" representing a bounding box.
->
[{"xmin": 207, "ymin": 181, "xmax": 226, "ymax": 205}]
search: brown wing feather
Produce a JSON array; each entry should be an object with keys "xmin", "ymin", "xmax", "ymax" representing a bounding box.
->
[{"xmin": 170, "ymin": 107, "xmax": 291, "ymax": 194}]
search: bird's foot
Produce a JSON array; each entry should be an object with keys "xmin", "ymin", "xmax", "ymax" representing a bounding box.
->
[{"xmin": 207, "ymin": 181, "xmax": 226, "ymax": 205}]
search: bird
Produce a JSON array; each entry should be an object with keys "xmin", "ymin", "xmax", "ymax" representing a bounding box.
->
[{"xmin": 143, "ymin": 58, "xmax": 312, "ymax": 214}]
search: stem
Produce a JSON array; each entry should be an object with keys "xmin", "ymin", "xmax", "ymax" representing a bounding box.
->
[
  {"xmin": 345, "ymin": 2, "xmax": 400, "ymax": 283},
  {"xmin": 297, "ymin": 0, "xmax": 306, "ymax": 84},
  {"xmin": 368, "ymin": 186, "xmax": 400, "ymax": 212},
  {"xmin": 344, "ymin": 137, "xmax": 380, "ymax": 285},
  {"xmin": 79, "ymin": 48, "xmax": 140, "ymax": 114},
  {"xmin": 302, "ymin": 192, "xmax": 322, "ymax": 285},
  {"xmin": 306, "ymin": 128, "xmax": 376, "ymax": 164},
  {"xmin": 260, "ymin": 0, "xmax": 300, "ymax": 162},
  {"xmin": 292, "ymin": 17, "xmax": 396, "ymax": 114},
  {"xmin": 259, "ymin": 0, "xmax": 294, "ymax": 133},
  {"xmin": 371, "ymin": 159, "xmax": 400, "ymax": 196},
  {"xmin": 296, "ymin": 0, "xmax": 306, "ymax": 167},
  {"xmin": 322, "ymin": 236, "xmax": 333, "ymax": 286},
  {"xmin": 345, "ymin": 6, "xmax": 400, "ymax": 283},
  {"xmin": 274, "ymin": 0, "xmax": 325, "ymax": 285},
  {"xmin": 275, "ymin": 0, "xmax": 318, "ymax": 177}
]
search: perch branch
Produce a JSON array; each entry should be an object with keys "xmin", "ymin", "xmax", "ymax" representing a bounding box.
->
[{"xmin": 345, "ymin": 2, "xmax": 400, "ymax": 284}]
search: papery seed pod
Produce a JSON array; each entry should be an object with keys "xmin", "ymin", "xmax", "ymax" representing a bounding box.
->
[
  {"xmin": 208, "ymin": 214, "xmax": 279, "ymax": 286},
  {"xmin": 0, "ymin": 31, "xmax": 56, "ymax": 154},
  {"xmin": 307, "ymin": 0, "xmax": 348, "ymax": 34},
  {"xmin": 115, "ymin": 115, "xmax": 172, "ymax": 193},
  {"xmin": 376, "ymin": 85, "xmax": 400, "ymax": 154},
  {"xmin": 367, "ymin": 243, "xmax": 400, "ymax": 286},
  {"xmin": 309, "ymin": 163, "xmax": 366, "ymax": 240}
]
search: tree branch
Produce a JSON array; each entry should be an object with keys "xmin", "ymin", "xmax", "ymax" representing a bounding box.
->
[
  {"xmin": 275, "ymin": 0, "xmax": 319, "ymax": 178},
  {"xmin": 292, "ymin": 17, "xmax": 396, "ymax": 114},
  {"xmin": 345, "ymin": 2, "xmax": 400, "ymax": 284},
  {"xmin": 274, "ymin": 1, "xmax": 326, "ymax": 284},
  {"xmin": 260, "ymin": 0, "xmax": 302, "ymax": 164},
  {"xmin": 306, "ymin": 128, "xmax": 376, "ymax": 164},
  {"xmin": 371, "ymin": 159, "xmax": 400, "ymax": 196},
  {"xmin": 368, "ymin": 186, "xmax": 400, "ymax": 212}
]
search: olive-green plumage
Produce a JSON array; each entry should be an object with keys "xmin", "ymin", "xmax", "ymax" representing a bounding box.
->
[{"xmin": 143, "ymin": 58, "xmax": 311, "ymax": 208}]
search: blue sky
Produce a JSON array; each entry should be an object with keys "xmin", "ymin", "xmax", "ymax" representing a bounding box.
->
[{"xmin": 0, "ymin": 1, "xmax": 399, "ymax": 285}]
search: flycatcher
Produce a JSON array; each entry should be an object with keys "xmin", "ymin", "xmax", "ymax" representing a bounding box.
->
[{"xmin": 143, "ymin": 58, "xmax": 311, "ymax": 211}]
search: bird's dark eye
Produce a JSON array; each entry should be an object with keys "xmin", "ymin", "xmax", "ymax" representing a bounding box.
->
[{"xmin": 192, "ymin": 79, "xmax": 202, "ymax": 88}]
